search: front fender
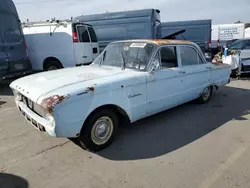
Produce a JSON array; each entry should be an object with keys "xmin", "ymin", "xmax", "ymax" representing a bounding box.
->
[{"xmin": 53, "ymin": 84, "xmax": 146, "ymax": 137}]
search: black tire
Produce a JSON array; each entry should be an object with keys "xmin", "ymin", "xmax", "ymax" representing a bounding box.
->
[
  {"xmin": 79, "ymin": 108, "xmax": 119, "ymax": 152},
  {"xmin": 198, "ymin": 86, "xmax": 213, "ymax": 104},
  {"xmin": 231, "ymin": 68, "xmax": 239, "ymax": 78},
  {"xmin": 44, "ymin": 60, "xmax": 63, "ymax": 71}
]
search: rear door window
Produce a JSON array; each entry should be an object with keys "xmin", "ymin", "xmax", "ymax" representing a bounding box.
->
[
  {"xmin": 0, "ymin": 13, "xmax": 22, "ymax": 44},
  {"xmin": 87, "ymin": 27, "xmax": 97, "ymax": 42},
  {"xmin": 180, "ymin": 46, "xmax": 199, "ymax": 66},
  {"xmin": 76, "ymin": 25, "xmax": 90, "ymax": 42}
]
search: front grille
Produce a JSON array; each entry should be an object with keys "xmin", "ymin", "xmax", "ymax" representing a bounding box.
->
[{"xmin": 21, "ymin": 94, "xmax": 45, "ymax": 117}]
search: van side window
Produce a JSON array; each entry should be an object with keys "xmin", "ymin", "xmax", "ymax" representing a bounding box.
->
[
  {"xmin": 180, "ymin": 46, "xmax": 198, "ymax": 66},
  {"xmin": 77, "ymin": 26, "xmax": 90, "ymax": 42},
  {"xmin": 88, "ymin": 27, "xmax": 97, "ymax": 42},
  {"xmin": 160, "ymin": 46, "xmax": 178, "ymax": 68},
  {"xmin": 0, "ymin": 13, "xmax": 22, "ymax": 43}
]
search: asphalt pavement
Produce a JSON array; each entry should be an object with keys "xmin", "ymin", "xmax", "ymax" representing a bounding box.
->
[{"xmin": 0, "ymin": 79, "xmax": 250, "ymax": 188}]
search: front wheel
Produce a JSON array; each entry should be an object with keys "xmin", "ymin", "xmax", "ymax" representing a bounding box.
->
[
  {"xmin": 198, "ymin": 86, "xmax": 213, "ymax": 104},
  {"xmin": 79, "ymin": 108, "xmax": 119, "ymax": 152}
]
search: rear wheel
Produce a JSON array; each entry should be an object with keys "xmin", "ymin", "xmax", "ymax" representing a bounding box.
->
[
  {"xmin": 79, "ymin": 108, "xmax": 119, "ymax": 152},
  {"xmin": 198, "ymin": 86, "xmax": 213, "ymax": 104},
  {"xmin": 44, "ymin": 60, "xmax": 63, "ymax": 71}
]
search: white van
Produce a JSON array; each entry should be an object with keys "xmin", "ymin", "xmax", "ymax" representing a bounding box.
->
[{"xmin": 22, "ymin": 19, "xmax": 99, "ymax": 71}]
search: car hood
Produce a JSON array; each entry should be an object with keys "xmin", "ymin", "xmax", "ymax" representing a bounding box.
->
[{"xmin": 10, "ymin": 65, "xmax": 138, "ymax": 103}]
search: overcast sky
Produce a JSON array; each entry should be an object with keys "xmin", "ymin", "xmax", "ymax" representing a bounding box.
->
[{"xmin": 13, "ymin": 0, "xmax": 250, "ymax": 24}]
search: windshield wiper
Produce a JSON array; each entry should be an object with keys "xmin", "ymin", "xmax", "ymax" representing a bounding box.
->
[{"xmin": 120, "ymin": 52, "xmax": 126, "ymax": 70}]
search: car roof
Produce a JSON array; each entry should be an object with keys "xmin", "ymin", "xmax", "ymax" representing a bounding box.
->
[
  {"xmin": 112, "ymin": 39, "xmax": 194, "ymax": 46},
  {"xmin": 234, "ymin": 38, "xmax": 250, "ymax": 41}
]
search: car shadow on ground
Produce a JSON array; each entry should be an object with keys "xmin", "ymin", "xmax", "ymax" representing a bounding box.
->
[
  {"xmin": 0, "ymin": 83, "xmax": 13, "ymax": 96},
  {"xmin": 0, "ymin": 173, "xmax": 29, "ymax": 188},
  {"xmin": 0, "ymin": 101, "xmax": 6, "ymax": 109},
  {"xmin": 86, "ymin": 85, "xmax": 250, "ymax": 161}
]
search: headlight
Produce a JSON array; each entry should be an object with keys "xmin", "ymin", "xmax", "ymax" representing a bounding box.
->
[
  {"xmin": 13, "ymin": 90, "xmax": 22, "ymax": 101},
  {"xmin": 44, "ymin": 111, "xmax": 55, "ymax": 126}
]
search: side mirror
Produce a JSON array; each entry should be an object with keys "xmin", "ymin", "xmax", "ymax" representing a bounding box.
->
[{"xmin": 149, "ymin": 59, "xmax": 160, "ymax": 73}]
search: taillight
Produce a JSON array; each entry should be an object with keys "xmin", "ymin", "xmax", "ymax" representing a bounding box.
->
[
  {"xmin": 208, "ymin": 40, "xmax": 211, "ymax": 48},
  {"xmin": 72, "ymin": 32, "xmax": 78, "ymax": 43}
]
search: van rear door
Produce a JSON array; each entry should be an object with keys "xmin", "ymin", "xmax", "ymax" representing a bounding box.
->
[
  {"xmin": 0, "ymin": 33, "xmax": 9, "ymax": 73},
  {"xmin": 0, "ymin": 12, "xmax": 30, "ymax": 73},
  {"xmin": 73, "ymin": 24, "xmax": 93, "ymax": 65},
  {"xmin": 87, "ymin": 26, "xmax": 99, "ymax": 60}
]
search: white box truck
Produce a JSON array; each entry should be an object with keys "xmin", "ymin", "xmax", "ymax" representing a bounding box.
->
[
  {"xmin": 22, "ymin": 19, "xmax": 99, "ymax": 71},
  {"xmin": 211, "ymin": 23, "xmax": 245, "ymax": 48}
]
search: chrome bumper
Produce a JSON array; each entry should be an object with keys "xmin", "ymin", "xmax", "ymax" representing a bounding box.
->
[{"xmin": 17, "ymin": 101, "xmax": 57, "ymax": 137}]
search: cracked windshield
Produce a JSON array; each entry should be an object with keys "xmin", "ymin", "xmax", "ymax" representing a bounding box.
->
[{"xmin": 0, "ymin": 0, "xmax": 250, "ymax": 187}]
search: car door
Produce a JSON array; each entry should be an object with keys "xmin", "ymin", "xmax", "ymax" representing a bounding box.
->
[
  {"xmin": 73, "ymin": 24, "xmax": 93, "ymax": 65},
  {"xmin": 146, "ymin": 45, "xmax": 190, "ymax": 116},
  {"xmin": 178, "ymin": 45, "xmax": 211, "ymax": 101},
  {"xmin": 87, "ymin": 26, "xmax": 99, "ymax": 61}
]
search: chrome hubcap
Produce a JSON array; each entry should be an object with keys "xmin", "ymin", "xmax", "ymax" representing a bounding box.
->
[
  {"xmin": 202, "ymin": 87, "xmax": 210, "ymax": 100},
  {"xmin": 91, "ymin": 116, "xmax": 113, "ymax": 145}
]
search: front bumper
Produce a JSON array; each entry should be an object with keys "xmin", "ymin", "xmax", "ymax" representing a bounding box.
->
[
  {"xmin": 0, "ymin": 69, "xmax": 33, "ymax": 81},
  {"xmin": 241, "ymin": 64, "xmax": 250, "ymax": 73},
  {"xmin": 16, "ymin": 100, "xmax": 57, "ymax": 137}
]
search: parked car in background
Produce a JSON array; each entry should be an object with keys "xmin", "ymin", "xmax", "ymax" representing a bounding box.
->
[
  {"xmin": 10, "ymin": 39, "xmax": 231, "ymax": 151},
  {"xmin": 76, "ymin": 9, "xmax": 161, "ymax": 52},
  {"xmin": 228, "ymin": 38, "xmax": 250, "ymax": 73},
  {"xmin": 0, "ymin": 0, "xmax": 32, "ymax": 82},
  {"xmin": 22, "ymin": 19, "xmax": 99, "ymax": 71},
  {"xmin": 225, "ymin": 39, "xmax": 239, "ymax": 48}
]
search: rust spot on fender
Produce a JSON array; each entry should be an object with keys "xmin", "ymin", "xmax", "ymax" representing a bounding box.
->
[
  {"xmin": 41, "ymin": 94, "xmax": 70, "ymax": 112},
  {"xmin": 88, "ymin": 87, "xmax": 95, "ymax": 91}
]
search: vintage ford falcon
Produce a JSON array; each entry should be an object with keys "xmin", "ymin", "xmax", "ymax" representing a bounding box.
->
[{"xmin": 10, "ymin": 39, "xmax": 231, "ymax": 151}]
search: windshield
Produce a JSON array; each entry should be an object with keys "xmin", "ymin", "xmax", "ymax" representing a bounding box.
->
[
  {"xmin": 228, "ymin": 39, "xmax": 245, "ymax": 50},
  {"xmin": 92, "ymin": 41, "xmax": 155, "ymax": 71}
]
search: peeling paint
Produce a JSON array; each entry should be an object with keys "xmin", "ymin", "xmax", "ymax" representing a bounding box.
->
[
  {"xmin": 41, "ymin": 94, "xmax": 70, "ymax": 112},
  {"xmin": 134, "ymin": 39, "xmax": 193, "ymax": 46},
  {"xmin": 88, "ymin": 87, "xmax": 95, "ymax": 91}
]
